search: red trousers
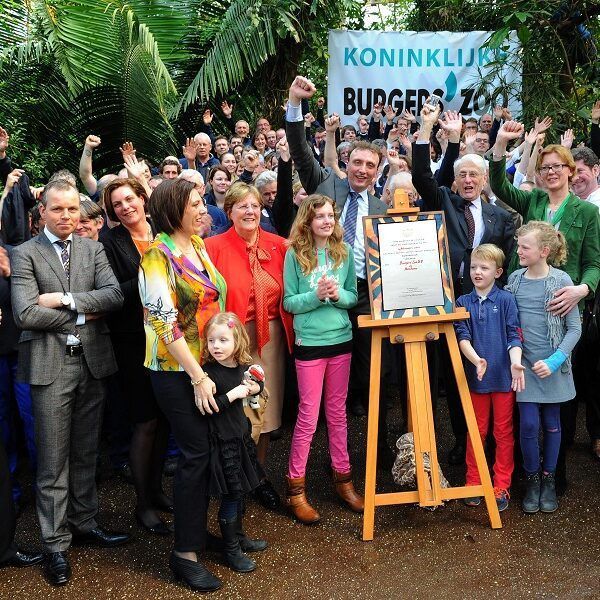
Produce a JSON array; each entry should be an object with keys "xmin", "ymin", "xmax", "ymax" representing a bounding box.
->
[{"xmin": 465, "ymin": 391, "xmax": 515, "ymax": 490}]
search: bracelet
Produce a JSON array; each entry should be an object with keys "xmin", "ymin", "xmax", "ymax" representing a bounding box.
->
[{"xmin": 191, "ymin": 373, "xmax": 208, "ymax": 386}]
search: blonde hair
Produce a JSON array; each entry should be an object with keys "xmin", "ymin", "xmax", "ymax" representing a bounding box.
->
[
  {"xmin": 288, "ymin": 194, "xmax": 348, "ymax": 275},
  {"xmin": 536, "ymin": 144, "xmax": 576, "ymax": 180},
  {"xmin": 201, "ymin": 312, "xmax": 253, "ymax": 365},
  {"xmin": 223, "ymin": 182, "xmax": 263, "ymax": 218},
  {"xmin": 516, "ymin": 220, "xmax": 568, "ymax": 266},
  {"xmin": 471, "ymin": 244, "xmax": 505, "ymax": 269}
]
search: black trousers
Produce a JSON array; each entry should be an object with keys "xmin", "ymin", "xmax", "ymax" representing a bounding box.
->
[
  {"xmin": 149, "ymin": 371, "xmax": 209, "ymax": 553},
  {"xmin": 0, "ymin": 439, "xmax": 16, "ymax": 562},
  {"xmin": 348, "ymin": 278, "xmax": 390, "ymax": 445}
]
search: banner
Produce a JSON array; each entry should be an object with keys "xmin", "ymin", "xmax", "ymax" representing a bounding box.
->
[{"xmin": 327, "ymin": 30, "xmax": 521, "ymax": 125}]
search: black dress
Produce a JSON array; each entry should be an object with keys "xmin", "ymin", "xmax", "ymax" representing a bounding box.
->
[{"xmin": 202, "ymin": 362, "xmax": 264, "ymax": 496}]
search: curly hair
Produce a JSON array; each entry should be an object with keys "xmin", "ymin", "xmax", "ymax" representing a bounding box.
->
[
  {"xmin": 516, "ymin": 220, "xmax": 568, "ymax": 267},
  {"xmin": 201, "ymin": 312, "xmax": 253, "ymax": 365},
  {"xmin": 287, "ymin": 194, "xmax": 348, "ymax": 275}
]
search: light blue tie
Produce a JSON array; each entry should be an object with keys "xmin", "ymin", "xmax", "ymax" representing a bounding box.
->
[{"xmin": 343, "ymin": 191, "xmax": 360, "ymax": 245}]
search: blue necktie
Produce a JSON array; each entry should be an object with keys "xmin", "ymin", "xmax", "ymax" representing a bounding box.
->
[{"xmin": 343, "ymin": 191, "xmax": 360, "ymax": 245}]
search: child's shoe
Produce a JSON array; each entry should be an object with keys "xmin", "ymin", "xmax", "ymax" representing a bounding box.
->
[
  {"xmin": 539, "ymin": 472, "xmax": 558, "ymax": 513},
  {"xmin": 522, "ymin": 472, "xmax": 541, "ymax": 513},
  {"xmin": 463, "ymin": 496, "xmax": 482, "ymax": 507},
  {"xmin": 494, "ymin": 488, "xmax": 510, "ymax": 512}
]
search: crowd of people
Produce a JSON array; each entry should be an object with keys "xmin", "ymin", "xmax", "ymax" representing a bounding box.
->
[{"xmin": 0, "ymin": 74, "xmax": 599, "ymax": 593}]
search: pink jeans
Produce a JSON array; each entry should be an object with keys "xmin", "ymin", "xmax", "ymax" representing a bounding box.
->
[{"xmin": 288, "ymin": 353, "xmax": 352, "ymax": 479}]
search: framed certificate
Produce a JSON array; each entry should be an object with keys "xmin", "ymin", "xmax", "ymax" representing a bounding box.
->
[{"xmin": 363, "ymin": 212, "xmax": 455, "ymax": 320}]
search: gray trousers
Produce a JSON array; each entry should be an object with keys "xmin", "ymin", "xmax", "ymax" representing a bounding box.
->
[{"xmin": 31, "ymin": 354, "xmax": 106, "ymax": 552}]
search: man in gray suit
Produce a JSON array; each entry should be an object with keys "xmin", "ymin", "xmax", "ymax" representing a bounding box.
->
[
  {"xmin": 286, "ymin": 76, "xmax": 394, "ymax": 458},
  {"xmin": 11, "ymin": 179, "xmax": 127, "ymax": 586}
]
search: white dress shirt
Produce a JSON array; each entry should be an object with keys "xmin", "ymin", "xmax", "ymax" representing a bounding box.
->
[{"xmin": 43, "ymin": 228, "xmax": 85, "ymax": 345}]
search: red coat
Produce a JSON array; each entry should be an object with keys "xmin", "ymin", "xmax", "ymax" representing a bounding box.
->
[{"xmin": 204, "ymin": 227, "xmax": 294, "ymax": 352}]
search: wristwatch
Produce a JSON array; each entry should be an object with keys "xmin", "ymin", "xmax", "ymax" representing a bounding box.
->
[{"xmin": 60, "ymin": 293, "xmax": 71, "ymax": 307}]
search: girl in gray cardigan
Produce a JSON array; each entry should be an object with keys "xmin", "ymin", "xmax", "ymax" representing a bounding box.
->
[{"xmin": 506, "ymin": 221, "xmax": 581, "ymax": 515}]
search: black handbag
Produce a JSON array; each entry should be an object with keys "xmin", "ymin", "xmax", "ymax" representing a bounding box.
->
[{"xmin": 582, "ymin": 292, "xmax": 600, "ymax": 344}]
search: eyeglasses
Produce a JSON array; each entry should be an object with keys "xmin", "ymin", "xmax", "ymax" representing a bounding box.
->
[
  {"xmin": 539, "ymin": 163, "xmax": 567, "ymax": 175},
  {"xmin": 233, "ymin": 203, "xmax": 261, "ymax": 212},
  {"xmin": 456, "ymin": 171, "xmax": 482, "ymax": 179}
]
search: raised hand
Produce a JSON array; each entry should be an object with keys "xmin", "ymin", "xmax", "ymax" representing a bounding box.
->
[
  {"xmin": 592, "ymin": 100, "xmax": 600, "ymax": 124},
  {"xmin": 493, "ymin": 105, "xmax": 504, "ymax": 120},
  {"xmin": 202, "ymin": 109, "xmax": 213, "ymax": 125},
  {"xmin": 289, "ymin": 76, "xmax": 317, "ymax": 105},
  {"xmin": 383, "ymin": 104, "xmax": 396, "ymax": 122},
  {"xmin": 325, "ymin": 113, "xmax": 340, "ymax": 133},
  {"xmin": 534, "ymin": 116, "xmax": 552, "ymax": 134},
  {"xmin": 560, "ymin": 128, "xmax": 574, "ymax": 149},
  {"xmin": 317, "ymin": 97, "xmax": 325, "ymax": 109},
  {"xmin": 420, "ymin": 99, "xmax": 441, "ymax": 127},
  {"xmin": 85, "ymin": 134, "xmax": 101, "ymax": 150},
  {"xmin": 400, "ymin": 108, "xmax": 416, "ymax": 123},
  {"xmin": 524, "ymin": 127, "xmax": 538, "ymax": 145},
  {"xmin": 5, "ymin": 168, "xmax": 23, "ymax": 190},
  {"xmin": 0, "ymin": 127, "xmax": 9, "ymax": 154},
  {"xmin": 276, "ymin": 136, "xmax": 290, "ymax": 162},
  {"xmin": 304, "ymin": 112, "xmax": 315, "ymax": 127},
  {"xmin": 372, "ymin": 103, "xmax": 383, "ymax": 120},
  {"xmin": 387, "ymin": 126, "xmax": 399, "ymax": 142},
  {"xmin": 464, "ymin": 133, "xmax": 477, "ymax": 148},
  {"xmin": 398, "ymin": 133, "xmax": 412, "ymax": 152},
  {"xmin": 123, "ymin": 154, "xmax": 146, "ymax": 181},
  {"xmin": 244, "ymin": 150, "xmax": 260, "ymax": 172},
  {"xmin": 438, "ymin": 110, "xmax": 463, "ymax": 142},
  {"xmin": 119, "ymin": 140, "xmax": 136, "ymax": 158},
  {"xmin": 501, "ymin": 107, "xmax": 512, "ymax": 121},
  {"xmin": 221, "ymin": 101, "xmax": 233, "ymax": 119},
  {"xmin": 182, "ymin": 137, "xmax": 198, "ymax": 161},
  {"xmin": 496, "ymin": 120, "xmax": 525, "ymax": 143},
  {"xmin": 387, "ymin": 149, "xmax": 402, "ymax": 171}
]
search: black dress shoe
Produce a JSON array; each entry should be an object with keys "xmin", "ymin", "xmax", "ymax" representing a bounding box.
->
[
  {"xmin": 135, "ymin": 514, "xmax": 172, "ymax": 536},
  {"xmin": 1, "ymin": 549, "xmax": 44, "ymax": 568},
  {"xmin": 163, "ymin": 456, "xmax": 179, "ymax": 477},
  {"xmin": 254, "ymin": 479, "xmax": 281, "ymax": 510},
  {"xmin": 448, "ymin": 441, "xmax": 466, "ymax": 466},
  {"xmin": 73, "ymin": 526, "xmax": 130, "ymax": 548},
  {"xmin": 169, "ymin": 552, "xmax": 221, "ymax": 592},
  {"xmin": 45, "ymin": 552, "xmax": 71, "ymax": 586},
  {"xmin": 350, "ymin": 401, "xmax": 366, "ymax": 417}
]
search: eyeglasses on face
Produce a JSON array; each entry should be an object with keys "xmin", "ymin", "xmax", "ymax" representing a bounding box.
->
[{"xmin": 539, "ymin": 163, "xmax": 567, "ymax": 175}]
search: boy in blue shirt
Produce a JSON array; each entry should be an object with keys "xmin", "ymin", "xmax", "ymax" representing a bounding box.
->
[{"xmin": 454, "ymin": 244, "xmax": 525, "ymax": 511}]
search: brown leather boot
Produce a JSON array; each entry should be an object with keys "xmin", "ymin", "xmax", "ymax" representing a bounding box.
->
[
  {"xmin": 285, "ymin": 476, "xmax": 320, "ymax": 524},
  {"xmin": 332, "ymin": 469, "xmax": 364, "ymax": 513}
]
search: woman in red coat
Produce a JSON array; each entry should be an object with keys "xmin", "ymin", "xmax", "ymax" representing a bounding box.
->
[{"xmin": 204, "ymin": 182, "xmax": 293, "ymax": 510}]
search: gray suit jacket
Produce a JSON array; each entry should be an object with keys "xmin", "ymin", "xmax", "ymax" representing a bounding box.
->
[
  {"xmin": 11, "ymin": 231, "xmax": 123, "ymax": 385},
  {"xmin": 286, "ymin": 121, "xmax": 387, "ymax": 216}
]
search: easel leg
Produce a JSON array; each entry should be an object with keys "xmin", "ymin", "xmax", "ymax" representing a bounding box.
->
[
  {"xmin": 362, "ymin": 330, "xmax": 383, "ymax": 541},
  {"xmin": 444, "ymin": 325, "xmax": 502, "ymax": 529}
]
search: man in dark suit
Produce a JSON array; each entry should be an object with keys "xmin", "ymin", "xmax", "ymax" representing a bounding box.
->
[
  {"xmin": 412, "ymin": 101, "xmax": 515, "ymax": 464},
  {"xmin": 286, "ymin": 76, "xmax": 394, "ymax": 454},
  {"xmin": 0, "ymin": 245, "xmax": 43, "ymax": 570},
  {"xmin": 10, "ymin": 179, "xmax": 128, "ymax": 586}
]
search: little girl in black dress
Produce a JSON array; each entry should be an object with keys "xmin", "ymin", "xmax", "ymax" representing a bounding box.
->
[{"xmin": 201, "ymin": 312, "xmax": 267, "ymax": 573}]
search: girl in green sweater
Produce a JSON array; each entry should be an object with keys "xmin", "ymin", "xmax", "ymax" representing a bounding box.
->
[{"xmin": 283, "ymin": 194, "xmax": 361, "ymax": 524}]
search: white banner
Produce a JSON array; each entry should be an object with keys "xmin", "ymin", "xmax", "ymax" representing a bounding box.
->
[{"xmin": 327, "ymin": 30, "xmax": 521, "ymax": 125}]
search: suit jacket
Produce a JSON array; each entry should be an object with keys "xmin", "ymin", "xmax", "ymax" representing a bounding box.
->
[
  {"xmin": 204, "ymin": 227, "xmax": 294, "ymax": 352},
  {"xmin": 286, "ymin": 120, "xmax": 387, "ymax": 217},
  {"xmin": 412, "ymin": 142, "xmax": 515, "ymax": 294},
  {"xmin": 100, "ymin": 222, "xmax": 154, "ymax": 336},
  {"xmin": 10, "ymin": 231, "xmax": 123, "ymax": 385},
  {"xmin": 489, "ymin": 157, "xmax": 600, "ymax": 295}
]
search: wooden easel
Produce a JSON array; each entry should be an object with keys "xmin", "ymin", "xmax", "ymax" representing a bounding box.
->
[{"xmin": 360, "ymin": 190, "xmax": 501, "ymax": 540}]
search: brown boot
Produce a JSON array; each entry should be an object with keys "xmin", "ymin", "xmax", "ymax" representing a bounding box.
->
[
  {"xmin": 332, "ymin": 469, "xmax": 364, "ymax": 513},
  {"xmin": 285, "ymin": 476, "xmax": 320, "ymax": 524}
]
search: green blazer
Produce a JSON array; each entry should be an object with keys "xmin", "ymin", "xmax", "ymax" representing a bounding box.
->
[{"xmin": 489, "ymin": 158, "xmax": 600, "ymax": 298}]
